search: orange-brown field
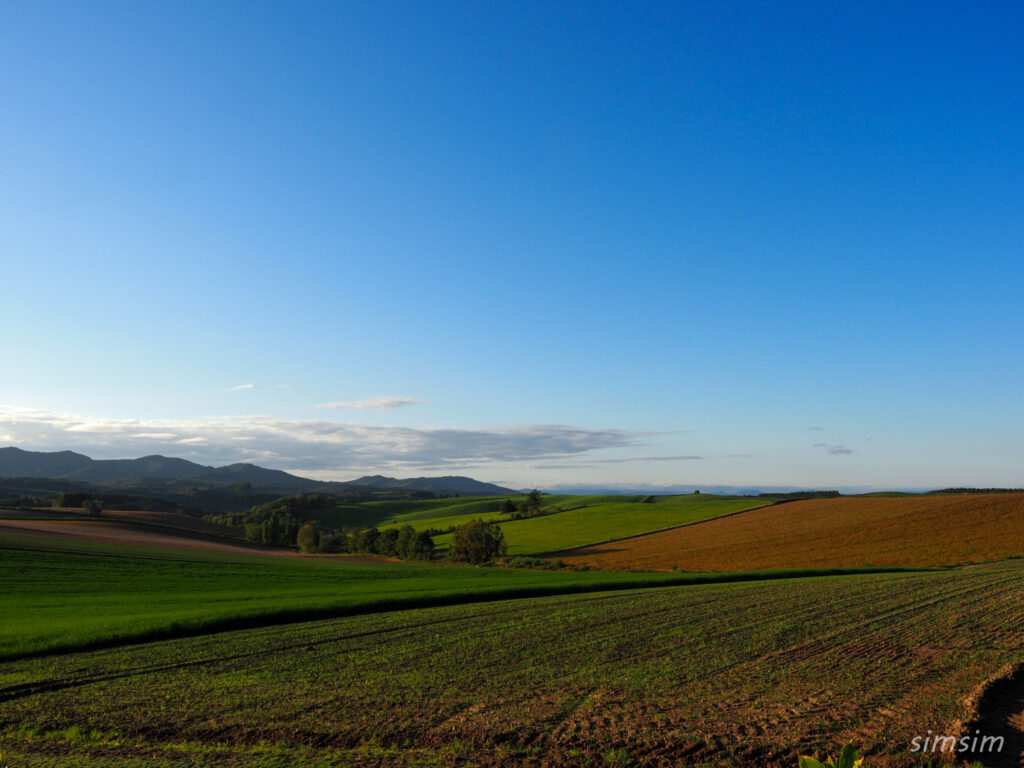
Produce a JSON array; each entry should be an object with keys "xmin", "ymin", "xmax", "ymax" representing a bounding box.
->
[
  {"xmin": 31, "ymin": 507, "xmax": 243, "ymax": 537},
  {"xmin": 561, "ymin": 493, "xmax": 1024, "ymax": 572},
  {"xmin": 99, "ymin": 508, "xmax": 244, "ymax": 537},
  {"xmin": 0, "ymin": 518, "xmax": 289, "ymax": 556}
]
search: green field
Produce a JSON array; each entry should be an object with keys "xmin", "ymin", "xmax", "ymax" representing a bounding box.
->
[
  {"xmin": 306, "ymin": 494, "xmax": 769, "ymax": 557},
  {"xmin": 2, "ymin": 560, "xmax": 1020, "ymax": 767},
  {"xmin": 433, "ymin": 494, "xmax": 772, "ymax": 555},
  {"xmin": 0, "ymin": 532, "xmax": 886, "ymax": 662},
  {"xmin": 241, "ymin": 493, "xmax": 775, "ymax": 557},
  {"xmin": 4, "ymin": 492, "xmax": 1022, "ymax": 768},
  {"xmin": 310, "ymin": 495, "xmax": 525, "ymax": 530}
]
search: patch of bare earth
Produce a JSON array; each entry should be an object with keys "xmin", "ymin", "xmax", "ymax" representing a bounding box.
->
[
  {"xmin": 0, "ymin": 518, "xmax": 291, "ymax": 556},
  {"xmin": 100, "ymin": 508, "xmax": 244, "ymax": 537},
  {"xmin": 560, "ymin": 494, "xmax": 1024, "ymax": 571}
]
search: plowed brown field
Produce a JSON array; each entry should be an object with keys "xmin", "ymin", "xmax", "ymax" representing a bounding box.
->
[
  {"xmin": 3, "ymin": 562, "xmax": 1023, "ymax": 767},
  {"xmin": 560, "ymin": 493, "xmax": 1024, "ymax": 571},
  {"xmin": 0, "ymin": 519, "xmax": 289, "ymax": 556}
]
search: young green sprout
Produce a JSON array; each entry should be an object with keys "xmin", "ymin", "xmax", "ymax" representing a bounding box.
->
[{"xmin": 799, "ymin": 743, "xmax": 863, "ymax": 768}]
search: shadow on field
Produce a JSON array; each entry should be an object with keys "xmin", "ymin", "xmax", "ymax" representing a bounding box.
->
[{"xmin": 960, "ymin": 663, "xmax": 1024, "ymax": 768}]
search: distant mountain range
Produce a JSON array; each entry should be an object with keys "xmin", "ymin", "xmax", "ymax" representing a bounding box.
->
[
  {"xmin": 0, "ymin": 447, "xmax": 514, "ymax": 497},
  {"xmin": 349, "ymin": 474, "xmax": 516, "ymax": 496}
]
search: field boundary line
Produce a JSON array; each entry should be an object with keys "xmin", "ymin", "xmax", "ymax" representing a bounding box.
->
[
  {"xmin": 0, "ymin": 564, "xmax": 932, "ymax": 665},
  {"xmin": 536, "ymin": 499, "xmax": 781, "ymax": 557}
]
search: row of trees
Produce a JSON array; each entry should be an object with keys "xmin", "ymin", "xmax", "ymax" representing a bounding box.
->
[
  {"xmin": 297, "ymin": 523, "xmax": 435, "ymax": 560},
  {"xmin": 295, "ymin": 518, "xmax": 506, "ymax": 565},
  {"xmin": 52, "ymin": 493, "xmax": 103, "ymax": 517},
  {"xmin": 207, "ymin": 494, "xmax": 341, "ymax": 547},
  {"xmin": 244, "ymin": 510, "xmax": 302, "ymax": 546},
  {"xmin": 207, "ymin": 491, "xmax": 509, "ymax": 564},
  {"xmin": 499, "ymin": 489, "xmax": 544, "ymax": 519},
  {"xmin": 213, "ymin": 493, "xmax": 340, "ymax": 530}
]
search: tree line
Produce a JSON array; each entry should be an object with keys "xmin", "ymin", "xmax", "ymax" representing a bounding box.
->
[
  {"xmin": 296, "ymin": 518, "xmax": 506, "ymax": 564},
  {"xmin": 305, "ymin": 523, "xmax": 435, "ymax": 560},
  {"xmin": 201, "ymin": 492, "xmax": 511, "ymax": 564},
  {"xmin": 499, "ymin": 488, "xmax": 544, "ymax": 519}
]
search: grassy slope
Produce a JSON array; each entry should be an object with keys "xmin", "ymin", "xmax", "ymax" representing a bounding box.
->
[
  {"xmin": 0, "ymin": 531, "xmax": 888, "ymax": 661},
  {"xmin": 435, "ymin": 494, "xmax": 772, "ymax": 555},
  {"xmin": 315, "ymin": 495, "xmax": 524, "ymax": 530},
  {"xmin": 562, "ymin": 493, "xmax": 1024, "ymax": 571},
  {"xmin": 2, "ymin": 561, "xmax": 1021, "ymax": 767}
]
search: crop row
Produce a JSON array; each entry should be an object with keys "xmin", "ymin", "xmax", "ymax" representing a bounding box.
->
[
  {"xmin": 2, "ymin": 561, "xmax": 1021, "ymax": 767},
  {"xmin": 0, "ymin": 535, "xmax": 886, "ymax": 661}
]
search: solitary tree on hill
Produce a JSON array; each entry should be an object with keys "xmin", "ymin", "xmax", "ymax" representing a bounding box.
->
[
  {"xmin": 296, "ymin": 522, "xmax": 321, "ymax": 553},
  {"xmin": 449, "ymin": 520, "xmax": 506, "ymax": 564},
  {"xmin": 526, "ymin": 488, "xmax": 543, "ymax": 513}
]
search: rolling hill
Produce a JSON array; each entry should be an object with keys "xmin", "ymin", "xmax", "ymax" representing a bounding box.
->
[
  {"xmin": 0, "ymin": 447, "xmax": 309, "ymax": 487},
  {"xmin": 561, "ymin": 493, "xmax": 1024, "ymax": 571},
  {"xmin": 0, "ymin": 446, "xmax": 514, "ymax": 496},
  {"xmin": 348, "ymin": 474, "xmax": 514, "ymax": 496}
]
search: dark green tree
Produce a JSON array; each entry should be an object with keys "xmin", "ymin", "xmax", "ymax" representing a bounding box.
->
[
  {"xmin": 409, "ymin": 530, "xmax": 435, "ymax": 560},
  {"xmin": 526, "ymin": 489, "xmax": 543, "ymax": 511},
  {"xmin": 55, "ymin": 492, "xmax": 92, "ymax": 508},
  {"xmin": 355, "ymin": 527, "xmax": 380, "ymax": 553},
  {"xmin": 393, "ymin": 525, "xmax": 434, "ymax": 560},
  {"xmin": 296, "ymin": 521, "xmax": 321, "ymax": 553},
  {"xmin": 375, "ymin": 528, "xmax": 401, "ymax": 556},
  {"xmin": 449, "ymin": 520, "xmax": 506, "ymax": 564},
  {"xmin": 320, "ymin": 532, "xmax": 352, "ymax": 553}
]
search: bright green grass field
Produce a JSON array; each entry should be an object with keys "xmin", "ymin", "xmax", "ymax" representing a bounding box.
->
[
  {"xmin": 370, "ymin": 497, "xmax": 572, "ymax": 533},
  {"xmin": 0, "ymin": 530, "xmax": 901, "ymax": 663},
  {"xmin": 313, "ymin": 495, "xmax": 574, "ymax": 530},
  {"xmin": 1, "ymin": 529, "xmax": 856, "ymax": 662},
  {"xmin": 434, "ymin": 494, "xmax": 772, "ymax": 555}
]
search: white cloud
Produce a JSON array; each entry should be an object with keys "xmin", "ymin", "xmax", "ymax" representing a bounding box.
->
[
  {"xmin": 0, "ymin": 405, "xmax": 640, "ymax": 477},
  {"xmin": 316, "ymin": 396, "xmax": 422, "ymax": 411},
  {"xmin": 223, "ymin": 384, "xmax": 290, "ymax": 392}
]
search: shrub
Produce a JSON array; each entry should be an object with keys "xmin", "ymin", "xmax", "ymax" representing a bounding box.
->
[
  {"xmin": 507, "ymin": 556, "xmax": 558, "ymax": 570},
  {"xmin": 320, "ymin": 532, "xmax": 351, "ymax": 553}
]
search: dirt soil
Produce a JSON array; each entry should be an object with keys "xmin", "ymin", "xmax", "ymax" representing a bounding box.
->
[
  {"xmin": 0, "ymin": 518, "xmax": 294, "ymax": 556},
  {"xmin": 561, "ymin": 493, "xmax": 1024, "ymax": 571}
]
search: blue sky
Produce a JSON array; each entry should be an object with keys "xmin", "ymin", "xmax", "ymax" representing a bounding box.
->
[{"xmin": 2, "ymin": 1, "xmax": 1022, "ymax": 489}]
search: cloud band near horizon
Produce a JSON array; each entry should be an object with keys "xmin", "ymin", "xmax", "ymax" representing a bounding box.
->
[{"xmin": 0, "ymin": 406, "xmax": 645, "ymax": 477}]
